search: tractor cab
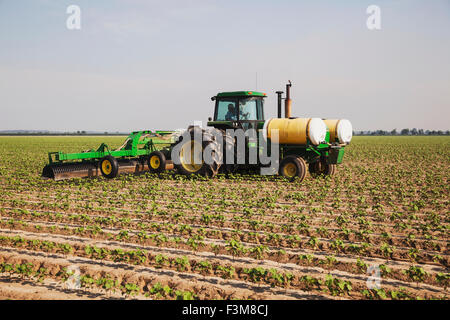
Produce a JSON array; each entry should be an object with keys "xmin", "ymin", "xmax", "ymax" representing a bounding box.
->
[{"xmin": 208, "ymin": 91, "xmax": 266, "ymax": 130}]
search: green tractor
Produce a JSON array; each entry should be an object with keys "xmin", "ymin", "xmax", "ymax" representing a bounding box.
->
[{"xmin": 42, "ymin": 81, "xmax": 352, "ymax": 181}]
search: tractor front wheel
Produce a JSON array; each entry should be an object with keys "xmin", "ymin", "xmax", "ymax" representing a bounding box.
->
[
  {"xmin": 309, "ymin": 158, "xmax": 336, "ymax": 177},
  {"xmin": 279, "ymin": 155, "xmax": 307, "ymax": 182},
  {"xmin": 100, "ymin": 155, "xmax": 119, "ymax": 179},
  {"xmin": 148, "ymin": 151, "xmax": 166, "ymax": 173}
]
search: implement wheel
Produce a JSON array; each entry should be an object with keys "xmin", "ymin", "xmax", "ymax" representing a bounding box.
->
[
  {"xmin": 309, "ymin": 158, "xmax": 336, "ymax": 177},
  {"xmin": 148, "ymin": 151, "xmax": 166, "ymax": 173},
  {"xmin": 279, "ymin": 155, "xmax": 307, "ymax": 182},
  {"xmin": 100, "ymin": 155, "xmax": 119, "ymax": 179}
]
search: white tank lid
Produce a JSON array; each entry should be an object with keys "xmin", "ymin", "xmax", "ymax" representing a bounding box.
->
[
  {"xmin": 337, "ymin": 119, "xmax": 353, "ymax": 144},
  {"xmin": 308, "ymin": 118, "xmax": 327, "ymax": 145}
]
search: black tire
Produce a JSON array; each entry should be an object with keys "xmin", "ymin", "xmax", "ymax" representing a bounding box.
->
[
  {"xmin": 220, "ymin": 129, "xmax": 238, "ymax": 175},
  {"xmin": 147, "ymin": 151, "xmax": 166, "ymax": 173},
  {"xmin": 295, "ymin": 156, "xmax": 307, "ymax": 182},
  {"xmin": 308, "ymin": 158, "xmax": 337, "ymax": 177},
  {"xmin": 99, "ymin": 155, "xmax": 119, "ymax": 179},
  {"xmin": 173, "ymin": 126, "xmax": 222, "ymax": 177},
  {"xmin": 279, "ymin": 155, "xmax": 307, "ymax": 182},
  {"xmin": 328, "ymin": 163, "xmax": 336, "ymax": 176}
]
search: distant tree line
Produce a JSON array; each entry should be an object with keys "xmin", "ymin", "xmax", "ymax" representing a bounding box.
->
[
  {"xmin": 1, "ymin": 129, "xmax": 449, "ymax": 137},
  {"xmin": 354, "ymin": 129, "xmax": 450, "ymax": 136}
]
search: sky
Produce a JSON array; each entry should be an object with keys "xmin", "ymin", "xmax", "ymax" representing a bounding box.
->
[{"xmin": 0, "ymin": 0, "xmax": 449, "ymax": 132}]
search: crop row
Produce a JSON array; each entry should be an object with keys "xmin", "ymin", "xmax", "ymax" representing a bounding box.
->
[
  {"xmin": 1, "ymin": 205, "xmax": 447, "ymax": 266},
  {"xmin": 0, "ymin": 234, "xmax": 447, "ymax": 300},
  {"xmin": 1, "ymin": 218, "xmax": 448, "ymax": 290}
]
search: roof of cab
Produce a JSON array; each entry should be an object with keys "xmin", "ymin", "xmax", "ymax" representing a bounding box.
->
[{"xmin": 216, "ymin": 91, "xmax": 267, "ymax": 98}]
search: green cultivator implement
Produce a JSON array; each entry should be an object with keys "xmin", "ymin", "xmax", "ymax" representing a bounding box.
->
[
  {"xmin": 42, "ymin": 81, "xmax": 353, "ymax": 181},
  {"xmin": 42, "ymin": 130, "xmax": 176, "ymax": 180}
]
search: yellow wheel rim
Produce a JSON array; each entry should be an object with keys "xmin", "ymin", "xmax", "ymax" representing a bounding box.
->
[
  {"xmin": 283, "ymin": 162, "xmax": 297, "ymax": 178},
  {"xmin": 180, "ymin": 140, "xmax": 203, "ymax": 173},
  {"xmin": 102, "ymin": 159, "xmax": 112, "ymax": 175},
  {"xmin": 150, "ymin": 155, "xmax": 160, "ymax": 169}
]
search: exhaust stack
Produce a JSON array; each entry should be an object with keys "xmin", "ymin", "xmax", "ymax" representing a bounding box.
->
[
  {"xmin": 276, "ymin": 91, "xmax": 283, "ymax": 118},
  {"xmin": 285, "ymin": 80, "xmax": 292, "ymax": 118}
]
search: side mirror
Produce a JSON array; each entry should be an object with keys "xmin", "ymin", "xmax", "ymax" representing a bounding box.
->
[{"xmin": 208, "ymin": 117, "xmax": 212, "ymax": 121}]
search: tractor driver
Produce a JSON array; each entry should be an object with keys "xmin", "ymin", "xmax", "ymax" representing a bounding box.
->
[{"xmin": 225, "ymin": 104, "xmax": 237, "ymax": 121}]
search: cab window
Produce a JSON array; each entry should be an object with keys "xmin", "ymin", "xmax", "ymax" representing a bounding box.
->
[
  {"xmin": 256, "ymin": 99, "xmax": 264, "ymax": 120},
  {"xmin": 216, "ymin": 100, "xmax": 237, "ymax": 121},
  {"xmin": 238, "ymin": 98, "xmax": 261, "ymax": 121}
]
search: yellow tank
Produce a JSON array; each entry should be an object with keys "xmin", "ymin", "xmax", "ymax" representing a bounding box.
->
[
  {"xmin": 324, "ymin": 119, "xmax": 353, "ymax": 144},
  {"xmin": 324, "ymin": 119, "xmax": 340, "ymax": 142},
  {"xmin": 265, "ymin": 117, "xmax": 327, "ymax": 146}
]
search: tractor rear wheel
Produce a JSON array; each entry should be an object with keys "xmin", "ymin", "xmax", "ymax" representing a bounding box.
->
[
  {"xmin": 174, "ymin": 127, "xmax": 222, "ymax": 177},
  {"xmin": 309, "ymin": 158, "xmax": 336, "ymax": 177},
  {"xmin": 100, "ymin": 155, "xmax": 119, "ymax": 179},
  {"xmin": 148, "ymin": 151, "xmax": 166, "ymax": 173},
  {"xmin": 220, "ymin": 129, "xmax": 238, "ymax": 175},
  {"xmin": 279, "ymin": 155, "xmax": 307, "ymax": 182}
]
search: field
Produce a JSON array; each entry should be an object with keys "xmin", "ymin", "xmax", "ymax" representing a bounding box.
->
[{"xmin": 0, "ymin": 136, "xmax": 448, "ymax": 300}]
